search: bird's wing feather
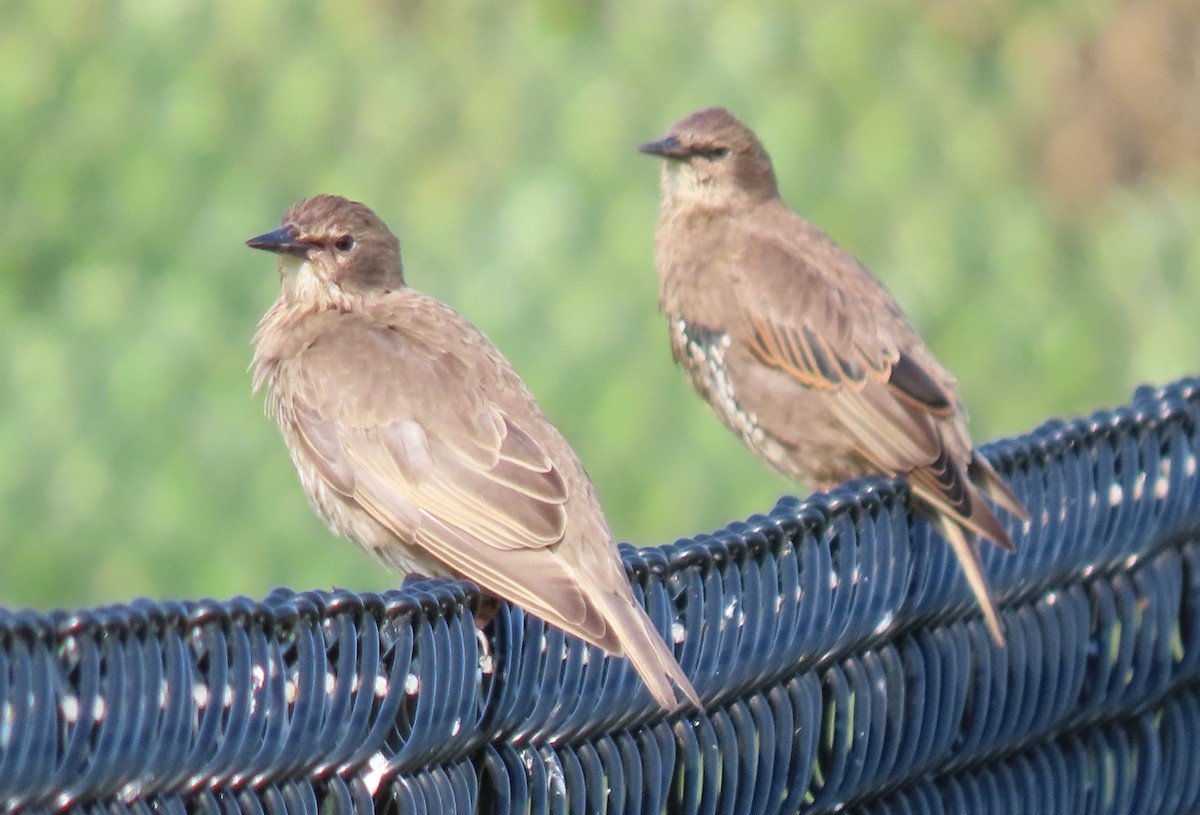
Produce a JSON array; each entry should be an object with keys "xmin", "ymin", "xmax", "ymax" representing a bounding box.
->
[
  {"xmin": 280, "ymin": 309, "xmax": 660, "ymax": 646},
  {"xmin": 353, "ymin": 414, "xmax": 568, "ymax": 550},
  {"xmin": 731, "ymin": 228, "xmax": 999, "ymax": 535},
  {"xmin": 737, "ymin": 232, "xmax": 956, "ymax": 419},
  {"xmin": 289, "ymin": 338, "xmax": 641, "ymax": 655},
  {"xmin": 289, "ymin": 313, "xmax": 571, "ymax": 554}
]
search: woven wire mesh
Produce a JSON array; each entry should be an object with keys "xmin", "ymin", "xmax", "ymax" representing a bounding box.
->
[{"xmin": 3, "ymin": 376, "xmax": 1200, "ymax": 813}]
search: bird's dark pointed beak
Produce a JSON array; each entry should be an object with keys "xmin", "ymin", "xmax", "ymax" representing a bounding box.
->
[
  {"xmin": 638, "ymin": 135, "xmax": 689, "ymax": 159},
  {"xmin": 246, "ymin": 226, "xmax": 309, "ymax": 257}
]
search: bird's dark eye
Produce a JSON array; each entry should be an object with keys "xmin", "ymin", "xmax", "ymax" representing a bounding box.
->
[
  {"xmin": 698, "ymin": 146, "xmax": 730, "ymax": 160},
  {"xmin": 333, "ymin": 235, "xmax": 355, "ymax": 252}
]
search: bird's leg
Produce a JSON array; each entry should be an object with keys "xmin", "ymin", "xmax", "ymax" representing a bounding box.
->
[
  {"xmin": 472, "ymin": 594, "xmax": 500, "ymax": 680},
  {"xmin": 474, "ymin": 594, "xmax": 502, "ymax": 627},
  {"xmin": 401, "ymin": 572, "xmax": 499, "ymax": 625},
  {"xmin": 400, "ymin": 573, "xmax": 498, "ymax": 676}
]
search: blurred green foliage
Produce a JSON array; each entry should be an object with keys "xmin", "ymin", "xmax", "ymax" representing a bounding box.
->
[{"xmin": 2, "ymin": 0, "xmax": 1198, "ymax": 610}]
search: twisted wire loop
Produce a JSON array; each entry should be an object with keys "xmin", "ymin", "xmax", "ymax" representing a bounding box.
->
[{"xmin": 3, "ymin": 377, "xmax": 1200, "ymax": 814}]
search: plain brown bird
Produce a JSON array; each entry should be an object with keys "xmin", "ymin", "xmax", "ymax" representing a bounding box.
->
[
  {"xmin": 640, "ymin": 108, "xmax": 1029, "ymax": 644},
  {"xmin": 247, "ymin": 195, "xmax": 699, "ymax": 710}
]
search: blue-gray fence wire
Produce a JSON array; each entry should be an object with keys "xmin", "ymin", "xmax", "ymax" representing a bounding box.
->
[{"xmin": 3, "ymin": 377, "xmax": 1200, "ymax": 814}]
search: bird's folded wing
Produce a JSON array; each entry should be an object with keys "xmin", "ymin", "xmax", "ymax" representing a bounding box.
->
[
  {"xmin": 292, "ymin": 387, "xmax": 612, "ymax": 638},
  {"xmin": 293, "ymin": 391, "xmax": 570, "ymax": 550},
  {"xmin": 737, "ymin": 235, "xmax": 955, "ymax": 412},
  {"xmin": 734, "ymin": 234, "xmax": 982, "ymax": 518},
  {"xmin": 286, "ymin": 312, "xmax": 568, "ymax": 539}
]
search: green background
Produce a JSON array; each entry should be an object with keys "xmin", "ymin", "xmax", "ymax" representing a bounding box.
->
[{"xmin": 3, "ymin": 1, "xmax": 1198, "ymax": 610}]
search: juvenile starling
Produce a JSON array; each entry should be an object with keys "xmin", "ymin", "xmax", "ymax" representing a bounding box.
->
[
  {"xmin": 640, "ymin": 108, "xmax": 1028, "ymax": 643},
  {"xmin": 247, "ymin": 195, "xmax": 699, "ymax": 710}
]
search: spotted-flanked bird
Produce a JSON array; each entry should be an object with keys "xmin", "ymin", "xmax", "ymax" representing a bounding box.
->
[
  {"xmin": 247, "ymin": 195, "xmax": 699, "ymax": 710},
  {"xmin": 640, "ymin": 108, "xmax": 1028, "ymax": 643}
]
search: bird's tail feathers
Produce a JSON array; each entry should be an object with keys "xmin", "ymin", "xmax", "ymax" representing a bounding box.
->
[
  {"xmin": 958, "ymin": 489, "xmax": 1018, "ymax": 553},
  {"xmin": 968, "ymin": 453, "xmax": 1031, "ymax": 523},
  {"xmin": 597, "ymin": 587, "xmax": 701, "ymax": 711},
  {"xmin": 938, "ymin": 517, "xmax": 1005, "ymax": 645},
  {"xmin": 911, "ymin": 475, "xmax": 1017, "ymax": 554}
]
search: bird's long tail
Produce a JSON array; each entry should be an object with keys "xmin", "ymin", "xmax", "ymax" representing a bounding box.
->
[
  {"xmin": 597, "ymin": 587, "xmax": 701, "ymax": 711},
  {"xmin": 937, "ymin": 516, "xmax": 1005, "ymax": 645}
]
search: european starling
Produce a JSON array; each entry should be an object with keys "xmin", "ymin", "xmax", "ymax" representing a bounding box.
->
[
  {"xmin": 248, "ymin": 195, "xmax": 699, "ymax": 709},
  {"xmin": 640, "ymin": 108, "xmax": 1028, "ymax": 643}
]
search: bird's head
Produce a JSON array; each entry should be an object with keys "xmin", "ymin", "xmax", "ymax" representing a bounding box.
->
[
  {"xmin": 247, "ymin": 195, "xmax": 405, "ymax": 307},
  {"xmin": 639, "ymin": 107, "xmax": 778, "ymax": 210}
]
